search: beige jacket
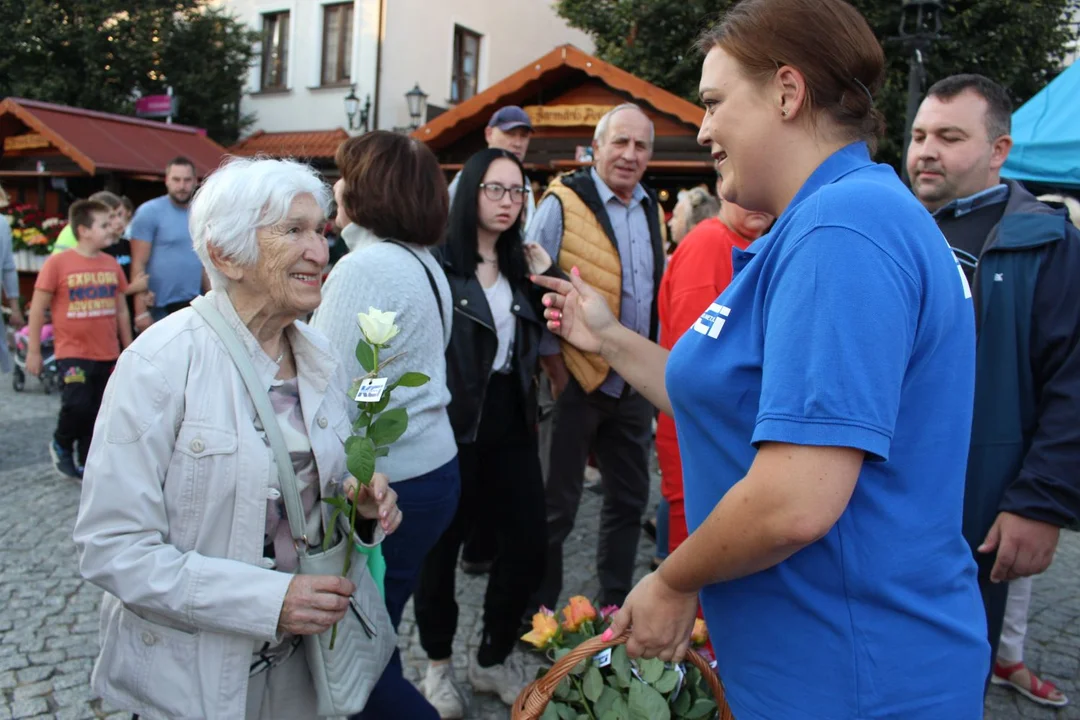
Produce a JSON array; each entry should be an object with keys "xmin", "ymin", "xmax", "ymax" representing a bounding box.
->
[{"xmin": 73, "ymin": 290, "xmax": 357, "ymax": 720}]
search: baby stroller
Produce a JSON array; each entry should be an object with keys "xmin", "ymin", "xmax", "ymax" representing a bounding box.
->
[{"xmin": 10, "ymin": 322, "xmax": 60, "ymax": 393}]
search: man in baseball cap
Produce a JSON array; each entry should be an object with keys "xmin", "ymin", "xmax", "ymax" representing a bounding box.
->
[{"xmin": 449, "ymin": 106, "xmax": 537, "ymax": 229}]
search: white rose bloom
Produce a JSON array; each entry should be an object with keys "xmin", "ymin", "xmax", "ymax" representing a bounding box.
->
[{"xmin": 357, "ymin": 307, "xmax": 401, "ymax": 345}]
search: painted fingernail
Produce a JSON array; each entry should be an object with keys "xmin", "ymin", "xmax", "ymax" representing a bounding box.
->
[
  {"xmin": 601, "ymin": 629, "xmax": 614, "ymax": 642},
  {"xmin": 552, "ymin": 321, "xmax": 561, "ymax": 329},
  {"xmin": 543, "ymin": 297, "xmax": 551, "ymax": 306}
]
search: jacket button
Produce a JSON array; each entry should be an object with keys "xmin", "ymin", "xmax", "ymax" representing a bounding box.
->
[
  {"xmin": 513, "ymin": 304, "xmax": 520, "ymax": 312},
  {"xmin": 460, "ymin": 298, "xmax": 468, "ymax": 306},
  {"xmin": 261, "ymin": 558, "xmax": 276, "ymax": 569},
  {"xmin": 317, "ymin": 417, "xmax": 328, "ymax": 428},
  {"xmin": 141, "ymin": 631, "xmax": 156, "ymax": 646},
  {"xmin": 267, "ymin": 488, "xmax": 282, "ymax": 500},
  {"xmin": 190, "ymin": 438, "xmax": 205, "ymax": 453}
]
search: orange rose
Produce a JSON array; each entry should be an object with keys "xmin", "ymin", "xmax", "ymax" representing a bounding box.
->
[
  {"xmin": 691, "ymin": 618, "xmax": 708, "ymax": 647},
  {"xmin": 560, "ymin": 596, "xmax": 598, "ymax": 632},
  {"xmin": 521, "ymin": 608, "xmax": 559, "ymax": 649}
]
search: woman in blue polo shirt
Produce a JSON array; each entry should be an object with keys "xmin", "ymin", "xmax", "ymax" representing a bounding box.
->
[{"xmin": 532, "ymin": 0, "xmax": 989, "ymax": 718}]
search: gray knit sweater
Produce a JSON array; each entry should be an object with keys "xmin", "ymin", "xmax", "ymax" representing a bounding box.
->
[{"xmin": 311, "ymin": 224, "xmax": 457, "ymax": 482}]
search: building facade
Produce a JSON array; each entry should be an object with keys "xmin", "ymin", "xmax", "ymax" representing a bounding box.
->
[{"xmin": 217, "ymin": 0, "xmax": 594, "ymax": 135}]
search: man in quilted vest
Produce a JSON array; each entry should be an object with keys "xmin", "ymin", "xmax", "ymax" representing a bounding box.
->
[{"xmin": 526, "ymin": 103, "xmax": 667, "ymax": 610}]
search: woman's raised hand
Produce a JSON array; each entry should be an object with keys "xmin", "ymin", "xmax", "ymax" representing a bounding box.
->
[
  {"xmin": 345, "ymin": 473, "xmax": 402, "ymax": 535},
  {"xmin": 531, "ymin": 267, "xmax": 617, "ymax": 354}
]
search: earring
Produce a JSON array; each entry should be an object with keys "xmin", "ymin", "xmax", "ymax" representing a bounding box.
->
[{"xmin": 781, "ymin": 109, "xmax": 789, "ymax": 117}]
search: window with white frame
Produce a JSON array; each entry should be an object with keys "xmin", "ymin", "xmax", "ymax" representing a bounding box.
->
[{"xmin": 451, "ymin": 25, "xmax": 481, "ymax": 104}]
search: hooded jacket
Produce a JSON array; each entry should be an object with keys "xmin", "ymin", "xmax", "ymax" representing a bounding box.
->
[{"xmin": 961, "ymin": 180, "xmax": 1080, "ymax": 549}]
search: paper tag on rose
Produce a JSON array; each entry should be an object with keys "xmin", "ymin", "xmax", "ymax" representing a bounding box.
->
[
  {"xmin": 592, "ymin": 648, "xmax": 612, "ymax": 668},
  {"xmin": 355, "ymin": 377, "xmax": 388, "ymax": 403}
]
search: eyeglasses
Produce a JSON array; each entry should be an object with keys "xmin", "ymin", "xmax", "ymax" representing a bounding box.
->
[{"xmin": 479, "ymin": 183, "xmax": 528, "ymax": 203}]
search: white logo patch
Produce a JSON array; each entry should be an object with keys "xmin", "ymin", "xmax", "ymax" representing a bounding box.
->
[
  {"xmin": 994, "ymin": 273, "xmax": 1005, "ymax": 282},
  {"xmin": 692, "ymin": 303, "xmax": 732, "ymax": 339}
]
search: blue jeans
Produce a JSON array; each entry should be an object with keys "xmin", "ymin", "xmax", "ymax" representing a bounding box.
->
[{"xmin": 352, "ymin": 456, "xmax": 461, "ymax": 720}]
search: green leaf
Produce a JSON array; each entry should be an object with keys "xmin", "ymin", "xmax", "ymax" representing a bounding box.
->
[
  {"xmin": 392, "ymin": 371, "xmax": 430, "ymax": 388},
  {"xmin": 595, "ymin": 684, "xmax": 621, "ymax": 716},
  {"xmin": 364, "ymin": 392, "xmax": 392, "ymax": 416},
  {"xmin": 322, "ymin": 507, "xmax": 342, "ymax": 551},
  {"xmin": 611, "ymin": 645, "xmax": 631, "ymax": 687},
  {"xmin": 554, "ymin": 677, "xmax": 573, "ymax": 700},
  {"xmin": 610, "ymin": 694, "xmax": 630, "ymax": 718},
  {"xmin": 355, "ymin": 341, "xmax": 375, "ymax": 372},
  {"xmin": 367, "ymin": 407, "xmax": 409, "ymax": 447},
  {"xmin": 653, "ymin": 668, "xmax": 679, "ymax": 695},
  {"xmin": 345, "ymin": 435, "xmax": 376, "ymax": 485},
  {"xmin": 685, "ymin": 699, "xmax": 717, "ymax": 720},
  {"xmin": 540, "ymin": 703, "xmax": 562, "ymax": 720},
  {"xmin": 628, "ymin": 679, "xmax": 670, "ymax": 720},
  {"xmin": 583, "ymin": 666, "xmax": 604, "ymax": 702},
  {"xmin": 556, "ymin": 703, "xmax": 578, "ymax": 720},
  {"xmin": 672, "ymin": 689, "xmax": 691, "ymax": 716},
  {"xmin": 599, "ymin": 713, "xmax": 621, "ymax": 720},
  {"xmin": 322, "ymin": 496, "xmax": 350, "ymax": 513},
  {"xmin": 374, "ymin": 446, "xmax": 390, "ymax": 458},
  {"xmin": 639, "ymin": 657, "xmax": 664, "ymax": 685}
]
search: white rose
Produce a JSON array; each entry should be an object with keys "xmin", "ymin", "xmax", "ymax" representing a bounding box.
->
[{"xmin": 357, "ymin": 307, "xmax": 401, "ymax": 346}]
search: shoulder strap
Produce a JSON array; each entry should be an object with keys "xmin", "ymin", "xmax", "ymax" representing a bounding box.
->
[
  {"xmin": 386, "ymin": 240, "xmax": 444, "ymax": 325},
  {"xmin": 190, "ymin": 296, "xmax": 310, "ymax": 545}
]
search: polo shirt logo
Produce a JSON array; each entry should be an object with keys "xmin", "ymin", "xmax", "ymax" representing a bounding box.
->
[
  {"xmin": 693, "ymin": 303, "xmax": 732, "ymax": 339},
  {"xmin": 994, "ymin": 273, "xmax": 1004, "ymax": 282}
]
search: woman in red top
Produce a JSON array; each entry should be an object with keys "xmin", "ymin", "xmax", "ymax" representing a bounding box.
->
[{"xmin": 656, "ymin": 191, "xmax": 773, "ymax": 552}]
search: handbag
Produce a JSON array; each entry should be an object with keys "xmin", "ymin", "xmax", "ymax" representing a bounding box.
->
[{"xmin": 192, "ymin": 296, "xmax": 396, "ymax": 717}]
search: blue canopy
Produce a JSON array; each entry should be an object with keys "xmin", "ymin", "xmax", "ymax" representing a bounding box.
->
[{"xmin": 1002, "ymin": 62, "xmax": 1080, "ymax": 189}]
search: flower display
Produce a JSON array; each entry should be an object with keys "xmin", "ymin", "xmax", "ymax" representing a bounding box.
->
[
  {"xmin": 1, "ymin": 201, "xmax": 67, "ymax": 255},
  {"xmin": 520, "ymin": 597, "xmax": 719, "ymax": 719}
]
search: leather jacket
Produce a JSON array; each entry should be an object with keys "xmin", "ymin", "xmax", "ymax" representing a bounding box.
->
[{"xmin": 442, "ymin": 258, "xmax": 561, "ymax": 443}]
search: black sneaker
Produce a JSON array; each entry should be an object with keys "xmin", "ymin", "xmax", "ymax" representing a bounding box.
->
[{"xmin": 49, "ymin": 441, "xmax": 82, "ymax": 480}]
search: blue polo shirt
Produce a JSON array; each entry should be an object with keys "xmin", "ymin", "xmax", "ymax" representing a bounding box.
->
[
  {"xmin": 667, "ymin": 143, "xmax": 988, "ymax": 719},
  {"xmin": 128, "ymin": 195, "xmax": 201, "ymax": 306}
]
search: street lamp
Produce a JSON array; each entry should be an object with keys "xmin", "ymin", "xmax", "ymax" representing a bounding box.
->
[
  {"xmin": 405, "ymin": 83, "xmax": 428, "ymax": 130},
  {"xmin": 897, "ymin": 0, "xmax": 944, "ymax": 184},
  {"xmin": 344, "ymin": 85, "xmax": 371, "ymax": 132}
]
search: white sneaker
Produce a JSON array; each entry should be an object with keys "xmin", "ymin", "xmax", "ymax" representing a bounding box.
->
[
  {"xmin": 468, "ymin": 652, "xmax": 528, "ymax": 706},
  {"xmin": 422, "ymin": 662, "xmax": 466, "ymax": 719}
]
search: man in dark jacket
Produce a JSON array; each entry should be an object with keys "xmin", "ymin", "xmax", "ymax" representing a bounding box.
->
[{"xmin": 908, "ymin": 73, "xmax": 1080, "ymax": 694}]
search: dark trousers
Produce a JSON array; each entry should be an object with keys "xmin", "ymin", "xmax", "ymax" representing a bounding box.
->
[
  {"xmin": 975, "ymin": 547, "xmax": 1009, "ymax": 687},
  {"xmin": 534, "ymin": 376, "xmax": 653, "ymax": 610},
  {"xmin": 54, "ymin": 358, "xmax": 114, "ymax": 466},
  {"xmin": 351, "ymin": 456, "xmax": 461, "ymax": 720},
  {"xmin": 148, "ymin": 298, "xmax": 195, "ymax": 323},
  {"xmin": 415, "ymin": 372, "xmax": 547, "ymax": 665}
]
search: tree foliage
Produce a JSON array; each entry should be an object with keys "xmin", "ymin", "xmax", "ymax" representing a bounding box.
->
[
  {"xmin": 556, "ymin": 0, "xmax": 1079, "ymax": 169},
  {"xmin": 0, "ymin": 0, "xmax": 259, "ymax": 144}
]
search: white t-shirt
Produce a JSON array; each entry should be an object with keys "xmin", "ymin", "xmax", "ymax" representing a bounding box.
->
[{"xmin": 482, "ymin": 272, "xmax": 514, "ymax": 374}]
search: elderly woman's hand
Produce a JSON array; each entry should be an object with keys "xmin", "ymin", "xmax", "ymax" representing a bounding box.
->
[
  {"xmin": 344, "ymin": 473, "xmax": 402, "ymax": 535},
  {"xmin": 278, "ymin": 575, "xmax": 355, "ymax": 636}
]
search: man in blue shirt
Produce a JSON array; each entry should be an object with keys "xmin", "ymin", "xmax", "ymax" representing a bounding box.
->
[
  {"xmin": 525, "ymin": 104, "xmax": 667, "ymax": 610},
  {"xmin": 909, "ymin": 73, "xmax": 1080, "ymax": 705},
  {"xmin": 130, "ymin": 156, "xmax": 206, "ymax": 331}
]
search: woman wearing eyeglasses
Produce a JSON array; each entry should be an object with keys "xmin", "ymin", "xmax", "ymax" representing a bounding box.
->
[{"xmin": 413, "ymin": 148, "xmax": 560, "ymax": 717}]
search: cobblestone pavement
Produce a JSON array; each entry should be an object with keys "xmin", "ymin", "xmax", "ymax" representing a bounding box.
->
[{"xmin": 2, "ymin": 373, "xmax": 1078, "ymax": 719}]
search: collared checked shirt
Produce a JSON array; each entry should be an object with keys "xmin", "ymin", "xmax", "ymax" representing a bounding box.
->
[{"xmin": 528, "ymin": 168, "xmax": 655, "ymax": 397}]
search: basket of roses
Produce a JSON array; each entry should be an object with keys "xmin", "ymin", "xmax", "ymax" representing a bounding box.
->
[{"xmin": 513, "ymin": 597, "xmax": 734, "ymax": 720}]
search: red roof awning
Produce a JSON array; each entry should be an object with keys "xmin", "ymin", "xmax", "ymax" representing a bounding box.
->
[
  {"xmin": 0, "ymin": 97, "xmax": 226, "ymax": 177},
  {"xmin": 229, "ymin": 129, "xmax": 349, "ymax": 160}
]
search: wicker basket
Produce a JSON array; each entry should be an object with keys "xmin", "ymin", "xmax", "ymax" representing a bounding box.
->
[{"xmin": 511, "ymin": 629, "xmax": 735, "ymax": 720}]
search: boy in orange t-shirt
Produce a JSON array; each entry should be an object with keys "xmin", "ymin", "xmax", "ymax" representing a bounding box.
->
[{"xmin": 26, "ymin": 199, "xmax": 131, "ymax": 479}]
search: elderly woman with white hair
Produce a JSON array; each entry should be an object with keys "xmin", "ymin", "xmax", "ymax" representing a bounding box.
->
[{"xmin": 73, "ymin": 157, "xmax": 403, "ymax": 720}]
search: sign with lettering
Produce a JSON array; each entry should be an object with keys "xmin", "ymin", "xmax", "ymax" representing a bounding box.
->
[
  {"xmin": 523, "ymin": 104, "xmax": 615, "ymax": 127},
  {"xmin": 135, "ymin": 94, "xmax": 177, "ymax": 119},
  {"xmin": 3, "ymin": 133, "xmax": 51, "ymax": 152}
]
